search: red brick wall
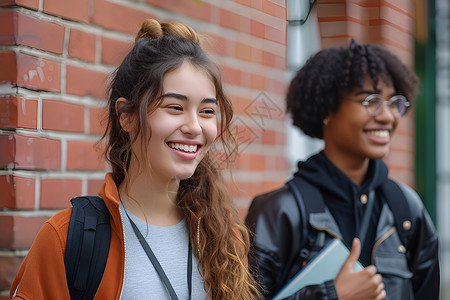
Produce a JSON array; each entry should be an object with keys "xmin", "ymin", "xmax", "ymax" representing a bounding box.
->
[
  {"xmin": 316, "ymin": 0, "xmax": 417, "ymax": 187},
  {"xmin": 0, "ymin": 0, "xmax": 288, "ymax": 297}
]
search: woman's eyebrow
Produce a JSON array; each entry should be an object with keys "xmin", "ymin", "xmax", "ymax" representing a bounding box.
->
[
  {"xmin": 355, "ymin": 89, "xmax": 377, "ymax": 96},
  {"xmin": 161, "ymin": 92, "xmax": 187, "ymax": 100},
  {"xmin": 202, "ymin": 98, "xmax": 217, "ymax": 105},
  {"xmin": 161, "ymin": 92, "xmax": 217, "ymax": 104}
]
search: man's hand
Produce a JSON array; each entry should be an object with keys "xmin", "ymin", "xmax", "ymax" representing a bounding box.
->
[{"xmin": 335, "ymin": 238, "xmax": 386, "ymax": 300}]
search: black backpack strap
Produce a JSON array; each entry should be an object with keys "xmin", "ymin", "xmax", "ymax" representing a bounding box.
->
[
  {"xmin": 288, "ymin": 176, "xmax": 327, "ymax": 215},
  {"xmin": 65, "ymin": 196, "xmax": 111, "ymax": 300},
  {"xmin": 286, "ymin": 179, "xmax": 308, "ymax": 247},
  {"xmin": 381, "ymin": 179, "xmax": 413, "ymax": 249},
  {"xmin": 286, "ymin": 177, "xmax": 327, "ymax": 265}
]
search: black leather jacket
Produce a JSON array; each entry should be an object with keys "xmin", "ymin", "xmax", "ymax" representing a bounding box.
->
[{"xmin": 246, "ymin": 153, "xmax": 439, "ymax": 300}]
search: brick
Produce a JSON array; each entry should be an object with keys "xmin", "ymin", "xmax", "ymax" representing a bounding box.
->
[
  {"xmin": 0, "ymin": 216, "xmax": 49, "ymax": 249},
  {"xmin": 261, "ymin": 51, "xmax": 286, "ymax": 69},
  {"xmin": 387, "ymin": 169, "xmax": 414, "ymax": 187},
  {"xmin": 101, "ymin": 36, "xmax": 130, "ymax": 66},
  {"xmin": 0, "ymin": 0, "xmax": 39, "ymax": 10},
  {"xmin": 221, "ymin": 66, "xmax": 242, "ymax": 86},
  {"xmin": 261, "ymin": 129, "xmax": 276, "ymax": 145},
  {"xmin": 180, "ymin": 0, "xmax": 212, "ymax": 22},
  {"xmin": 0, "ymin": 0, "xmax": 16, "ymax": 5},
  {"xmin": 0, "ymin": 133, "xmax": 61, "ymax": 170},
  {"xmin": 250, "ymin": 0, "xmax": 262, "ymax": 10},
  {"xmin": 40, "ymin": 178, "xmax": 82, "ymax": 208},
  {"xmin": 240, "ymin": 15, "xmax": 251, "ymax": 34},
  {"xmin": 250, "ymin": 20, "xmax": 265, "ymax": 38},
  {"xmin": 228, "ymin": 180, "xmax": 285, "ymax": 198},
  {"xmin": 92, "ymin": 0, "xmax": 155, "ymax": 34},
  {"xmin": 219, "ymin": 9, "xmax": 241, "ymax": 31},
  {"xmin": 0, "ymin": 95, "xmax": 38, "ymax": 129},
  {"xmin": 0, "ymin": 134, "xmax": 15, "ymax": 169},
  {"xmin": 203, "ymin": 33, "xmax": 227, "ymax": 56},
  {"xmin": 265, "ymin": 77, "xmax": 287, "ymax": 95},
  {"xmin": 42, "ymin": 100, "xmax": 84, "ymax": 133},
  {"xmin": 69, "ymin": 29, "xmax": 96, "ymax": 63},
  {"xmin": 231, "ymin": 96, "xmax": 253, "ymax": 115},
  {"xmin": 146, "ymin": 0, "xmax": 213, "ymax": 22},
  {"xmin": 233, "ymin": 0, "xmax": 251, "ymax": 7},
  {"xmin": 250, "ymin": 73, "xmax": 265, "ymax": 90},
  {"xmin": 66, "ymin": 65, "xmax": 107, "ymax": 99},
  {"xmin": 88, "ymin": 179, "xmax": 104, "ymax": 195},
  {"xmin": 250, "ymin": 47, "xmax": 263, "ymax": 64},
  {"xmin": 15, "ymin": 12, "xmax": 65, "ymax": 53},
  {"xmin": 261, "ymin": 51, "xmax": 276, "ymax": 67},
  {"xmin": 262, "ymin": 0, "xmax": 286, "ymax": 19},
  {"xmin": 43, "ymin": 0, "xmax": 89, "ymax": 23},
  {"xmin": 235, "ymin": 42, "xmax": 253, "ymax": 62},
  {"xmin": 0, "ymin": 175, "xmax": 35, "ymax": 209},
  {"xmin": 14, "ymin": 135, "xmax": 61, "ymax": 170},
  {"xmin": 18, "ymin": 53, "xmax": 61, "ymax": 92},
  {"xmin": 264, "ymin": 25, "xmax": 286, "ymax": 45},
  {"xmin": 0, "ymin": 255, "xmax": 24, "ymax": 290},
  {"xmin": 0, "ymin": 11, "xmax": 15, "ymax": 45},
  {"xmin": 266, "ymin": 155, "xmax": 288, "ymax": 171},
  {"xmin": 66, "ymin": 140, "xmax": 105, "ymax": 171},
  {"xmin": 317, "ymin": 3, "xmax": 347, "ymax": 18},
  {"xmin": 233, "ymin": 123, "xmax": 261, "ymax": 146},
  {"xmin": 0, "ymin": 51, "xmax": 17, "ymax": 84},
  {"xmin": 89, "ymin": 106, "xmax": 106, "ymax": 135},
  {"xmin": 234, "ymin": 153, "xmax": 266, "ymax": 171}
]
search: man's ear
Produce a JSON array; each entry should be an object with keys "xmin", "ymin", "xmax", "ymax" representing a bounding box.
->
[{"xmin": 116, "ymin": 97, "xmax": 133, "ymax": 133}]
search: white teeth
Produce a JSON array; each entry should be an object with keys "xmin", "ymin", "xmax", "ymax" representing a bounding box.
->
[
  {"xmin": 368, "ymin": 130, "xmax": 389, "ymax": 138},
  {"xmin": 168, "ymin": 142, "xmax": 198, "ymax": 153}
]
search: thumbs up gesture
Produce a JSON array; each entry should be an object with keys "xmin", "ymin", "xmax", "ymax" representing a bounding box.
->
[{"xmin": 335, "ymin": 238, "xmax": 386, "ymax": 300}]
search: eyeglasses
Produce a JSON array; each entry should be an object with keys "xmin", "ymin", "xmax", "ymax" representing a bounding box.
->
[{"xmin": 343, "ymin": 94, "xmax": 410, "ymax": 117}]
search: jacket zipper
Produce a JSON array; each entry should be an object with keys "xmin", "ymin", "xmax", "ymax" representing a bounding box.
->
[
  {"xmin": 310, "ymin": 224, "xmax": 342, "ymax": 241},
  {"xmin": 371, "ymin": 226, "xmax": 396, "ymax": 265},
  {"xmin": 118, "ymin": 207, "xmax": 126, "ymax": 300}
]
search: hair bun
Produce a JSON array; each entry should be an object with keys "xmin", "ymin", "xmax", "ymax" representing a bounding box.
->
[
  {"xmin": 135, "ymin": 19, "xmax": 200, "ymax": 44},
  {"xmin": 135, "ymin": 19, "xmax": 163, "ymax": 43}
]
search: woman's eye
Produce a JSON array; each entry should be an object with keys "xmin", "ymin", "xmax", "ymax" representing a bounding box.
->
[
  {"xmin": 201, "ymin": 108, "xmax": 216, "ymax": 115},
  {"xmin": 168, "ymin": 105, "xmax": 183, "ymax": 111}
]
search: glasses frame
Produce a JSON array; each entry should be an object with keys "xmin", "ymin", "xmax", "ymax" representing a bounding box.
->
[{"xmin": 343, "ymin": 94, "xmax": 411, "ymax": 117}]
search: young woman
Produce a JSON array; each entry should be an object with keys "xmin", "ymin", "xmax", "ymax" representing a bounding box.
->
[
  {"xmin": 246, "ymin": 40, "xmax": 439, "ymax": 299},
  {"xmin": 10, "ymin": 19, "xmax": 260, "ymax": 300}
]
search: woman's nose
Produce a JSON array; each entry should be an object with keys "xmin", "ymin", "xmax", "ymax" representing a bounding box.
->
[
  {"xmin": 181, "ymin": 113, "xmax": 202, "ymax": 136},
  {"xmin": 375, "ymin": 102, "xmax": 397, "ymax": 122}
]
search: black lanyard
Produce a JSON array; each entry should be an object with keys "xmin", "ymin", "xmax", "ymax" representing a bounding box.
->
[
  {"xmin": 125, "ymin": 212, "xmax": 192, "ymax": 300},
  {"xmin": 357, "ymin": 189, "xmax": 375, "ymax": 247}
]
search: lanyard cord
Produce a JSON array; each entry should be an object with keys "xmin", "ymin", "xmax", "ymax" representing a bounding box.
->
[
  {"xmin": 122, "ymin": 205, "xmax": 192, "ymax": 300},
  {"xmin": 357, "ymin": 189, "xmax": 375, "ymax": 247}
]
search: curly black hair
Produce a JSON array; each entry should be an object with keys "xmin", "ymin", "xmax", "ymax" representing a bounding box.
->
[{"xmin": 286, "ymin": 40, "xmax": 419, "ymax": 139}]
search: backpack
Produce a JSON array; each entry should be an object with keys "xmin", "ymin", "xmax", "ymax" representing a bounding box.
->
[
  {"xmin": 64, "ymin": 196, "xmax": 111, "ymax": 300},
  {"xmin": 286, "ymin": 176, "xmax": 414, "ymax": 269}
]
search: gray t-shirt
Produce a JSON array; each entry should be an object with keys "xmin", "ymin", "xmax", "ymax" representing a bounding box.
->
[{"xmin": 120, "ymin": 203, "xmax": 207, "ymax": 299}]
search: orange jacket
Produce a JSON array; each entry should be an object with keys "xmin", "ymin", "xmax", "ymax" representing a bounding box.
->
[{"xmin": 10, "ymin": 174, "xmax": 125, "ymax": 299}]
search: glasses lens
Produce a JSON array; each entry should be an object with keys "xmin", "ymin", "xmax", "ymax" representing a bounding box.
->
[
  {"xmin": 364, "ymin": 95, "xmax": 382, "ymax": 116},
  {"xmin": 391, "ymin": 96, "xmax": 409, "ymax": 116}
]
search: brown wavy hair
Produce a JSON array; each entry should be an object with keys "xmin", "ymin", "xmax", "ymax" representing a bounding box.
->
[{"xmin": 103, "ymin": 19, "xmax": 260, "ymax": 299}]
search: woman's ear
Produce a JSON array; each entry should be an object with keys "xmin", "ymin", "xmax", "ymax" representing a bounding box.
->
[{"xmin": 116, "ymin": 97, "xmax": 133, "ymax": 133}]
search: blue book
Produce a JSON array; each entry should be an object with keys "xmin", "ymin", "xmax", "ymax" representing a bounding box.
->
[{"xmin": 272, "ymin": 238, "xmax": 364, "ymax": 300}]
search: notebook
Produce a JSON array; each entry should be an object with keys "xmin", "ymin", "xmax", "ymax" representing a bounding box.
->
[{"xmin": 272, "ymin": 238, "xmax": 364, "ymax": 300}]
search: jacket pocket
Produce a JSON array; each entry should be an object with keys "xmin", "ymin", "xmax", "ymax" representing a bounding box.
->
[
  {"xmin": 374, "ymin": 232, "xmax": 412, "ymax": 278},
  {"xmin": 374, "ymin": 233, "xmax": 414, "ymax": 300},
  {"xmin": 375, "ymin": 253, "xmax": 412, "ymax": 278}
]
